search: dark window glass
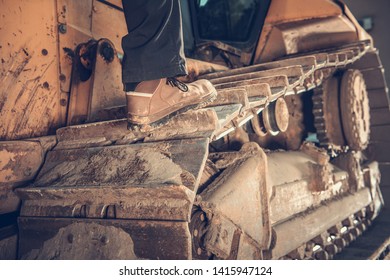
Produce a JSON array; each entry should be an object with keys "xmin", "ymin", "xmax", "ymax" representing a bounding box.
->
[{"xmin": 194, "ymin": 0, "xmax": 260, "ymax": 42}]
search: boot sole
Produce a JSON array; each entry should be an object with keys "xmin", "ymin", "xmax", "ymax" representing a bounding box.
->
[{"xmin": 128, "ymin": 90, "xmax": 217, "ymax": 131}]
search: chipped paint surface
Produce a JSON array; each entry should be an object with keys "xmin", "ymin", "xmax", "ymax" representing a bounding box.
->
[
  {"xmin": 0, "ymin": 149, "xmax": 20, "ymax": 182},
  {"xmin": 0, "ymin": 141, "xmax": 43, "ymax": 184},
  {"xmin": 36, "ymin": 146, "xmax": 183, "ymax": 188},
  {"xmin": 0, "ymin": 0, "xmax": 63, "ymax": 140},
  {"xmin": 1, "ymin": 0, "xmax": 388, "ymax": 261},
  {"xmin": 23, "ymin": 222, "xmax": 138, "ymax": 260}
]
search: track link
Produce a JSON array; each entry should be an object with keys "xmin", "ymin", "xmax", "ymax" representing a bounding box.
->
[
  {"xmin": 15, "ymin": 40, "xmax": 388, "ymax": 260},
  {"xmin": 281, "ymin": 204, "xmax": 375, "ymax": 260},
  {"xmin": 200, "ymin": 40, "xmax": 372, "ymax": 141}
]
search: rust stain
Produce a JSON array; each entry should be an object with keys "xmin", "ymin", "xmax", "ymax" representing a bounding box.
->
[{"xmin": 0, "ymin": 149, "xmax": 28, "ymax": 182}]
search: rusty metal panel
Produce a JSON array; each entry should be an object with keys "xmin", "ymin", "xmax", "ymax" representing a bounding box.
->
[
  {"xmin": 91, "ymin": 0, "xmax": 127, "ymax": 51},
  {"xmin": 267, "ymin": 150, "xmax": 349, "ymax": 224},
  {"xmin": 265, "ymin": 0, "xmax": 342, "ymax": 24},
  {"xmin": 0, "ymin": 0, "xmax": 63, "ymax": 140},
  {"xmin": 199, "ymin": 145, "xmax": 271, "ymax": 257},
  {"xmin": 0, "ymin": 137, "xmax": 56, "ymax": 213},
  {"xmin": 64, "ymin": 42, "xmax": 120, "ymax": 124},
  {"xmin": 18, "ymin": 217, "xmax": 191, "ymax": 260},
  {"xmin": 66, "ymin": 39, "xmax": 125, "ymax": 125},
  {"xmin": 0, "ymin": 141, "xmax": 44, "ymax": 185},
  {"xmin": 88, "ymin": 40, "xmax": 125, "ymax": 122},
  {"xmin": 20, "ymin": 184, "xmax": 194, "ymax": 221},
  {"xmin": 272, "ymin": 188, "xmax": 372, "ymax": 259},
  {"xmin": 56, "ymin": 0, "xmax": 93, "ymax": 94},
  {"xmin": 57, "ymin": 119, "xmax": 128, "ymax": 142},
  {"xmin": 66, "ymin": 43, "xmax": 95, "ymax": 125},
  {"xmin": 56, "ymin": 0, "xmax": 127, "ymax": 122},
  {"xmin": 0, "ymin": 140, "xmax": 49, "ymax": 214},
  {"xmin": 56, "ymin": 109, "xmax": 218, "ymax": 147},
  {"xmin": 255, "ymin": 15, "xmax": 358, "ymax": 63},
  {"xmin": 18, "ymin": 139, "xmax": 209, "ymax": 221},
  {"xmin": 142, "ymin": 110, "xmax": 218, "ymax": 142},
  {"xmin": 237, "ymin": 234, "xmax": 263, "ymax": 260}
]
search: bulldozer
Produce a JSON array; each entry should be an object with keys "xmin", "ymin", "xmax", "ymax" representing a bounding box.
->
[{"xmin": 1, "ymin": 0, "xmax": 389, "ymax": 260}]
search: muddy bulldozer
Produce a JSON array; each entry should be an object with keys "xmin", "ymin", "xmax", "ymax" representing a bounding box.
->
[{"xmin": 1, "ymin": 0, "xmax": 390, "ymax": 260}]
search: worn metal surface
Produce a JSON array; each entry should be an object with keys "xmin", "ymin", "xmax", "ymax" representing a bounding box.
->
[
  {"xmin": 272, "ymin": 187, "xmax": 372, "ymax": 259},
  {"xmin": 56, "ymin": 0, "xmax": 126, "ymax": 93},
  {"xmin": 332, "ymin": 152, "xmax": 365, "ymax": 192},
  {"xmin": 55, "ymin": 110, "xmax": 218, "ymax": 149},
  {"xmin": 0, "ymin": 0, "xmax": 130, "ymax": 140},
  {"xmin": 194, "ymin": 141, "xmax": 382, "ymax": 260},
  {"xmin": 12, "ymin": 40, "xmax": 389, "ymax": 260},
  {"xmin": 254, "ymin": 0, "xmax": 362, "ymax": 64},
  {"xmin": 196, "ymin": 144, "xmax": 271, "ymax": 259},
  {"xmin": 66, "ymin": 39, "xmax": 125, "ymax": 125},
  {"xmin": 0, "ymin": 141, "xmax": 44, "ymax": 185},
  {"xmin": 18, "ymin": 217, "xmax": 191, "ymax": 260},
  {"xmin": 18, "ymin": 139, "xmax": 209, "ymax": 221},
  {"xmin": 267, "ymin": 149, "xmax": 348, "ymax": 224},
  {"xmin": 0, "ymin": 138, "xmax": 56, "ymax": 214},
  {"xmin": 2, "ymin": 0, "xmax": 388, "ymax": 261},
  {"xmin": 88, "ymin": 39, "xmax": 124, "ymax": 122},
  {"xmin": 0, "ymin": 0, "xmax": 387, "ymax": 264},
  {"xmin": 279, "ymin": 161, "xmax": 384, "ymax": 260},
  {"xmin": 0, "ymin": 0, "xmax": 63, "ymax": 140}
]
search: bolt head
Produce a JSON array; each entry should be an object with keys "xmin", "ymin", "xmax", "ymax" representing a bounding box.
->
[{"xmin": 59, "ymin": 24, "xmax": 67, "ymax": 34}]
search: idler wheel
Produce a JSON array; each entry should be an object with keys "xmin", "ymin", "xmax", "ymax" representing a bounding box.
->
[{"xmin": 340, "ymin": 69, "xmax": 370, "ymax": 151}]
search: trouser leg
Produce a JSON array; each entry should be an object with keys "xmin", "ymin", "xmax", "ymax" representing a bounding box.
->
[{"xmin": 121, "ymin": 0, "xmax": 187, "ymax": 90}]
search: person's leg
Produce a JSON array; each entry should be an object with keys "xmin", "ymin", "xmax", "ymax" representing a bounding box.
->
[
  {"xmin": 121, "ymin": 0, "xmax": 217, "ymax": 126},
  {"xmin": 121, "ymin": 0, "xmax": 187, "ymax": 90},
  {"xmin": 122, "ymin": 0, "xmax": 217, "ymax": 125}
]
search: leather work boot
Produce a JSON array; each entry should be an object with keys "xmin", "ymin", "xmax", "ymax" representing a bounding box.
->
[{"xmin": 126, "ymin": 78, "xmax": 217, "ymax": 126}]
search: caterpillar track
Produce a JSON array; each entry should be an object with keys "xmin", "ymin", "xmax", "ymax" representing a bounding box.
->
[
  {"xmin": 8, "ymin": 41, "xmax": 385, "ymax": 260},
  {"xmin": 1, "ymin": 0, "xmax": 390, "ymax": 260}
]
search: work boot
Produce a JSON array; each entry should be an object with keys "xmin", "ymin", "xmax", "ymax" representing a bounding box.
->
[{"xmin": 126, "ymin": 77, "xmax": 217, "ymax": 125}]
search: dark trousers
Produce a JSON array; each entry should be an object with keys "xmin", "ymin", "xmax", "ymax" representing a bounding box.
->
[{"xmin": 121, "ymin": 0, "xmax": 187, "ymax": 90}]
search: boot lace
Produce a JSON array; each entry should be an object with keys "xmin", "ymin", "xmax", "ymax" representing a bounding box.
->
[{"xmin": 166, "ymin": 77, "xmax": 189, "ymax": 92}]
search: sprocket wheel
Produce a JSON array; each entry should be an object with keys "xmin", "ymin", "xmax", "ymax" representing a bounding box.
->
[
  {"xmin": 313, "ymin": 75, "xmax": 345, "ymax": 151},
  {"xmin": 340, "ymin": 69, "xmax": 370, "ymax": 151}
]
